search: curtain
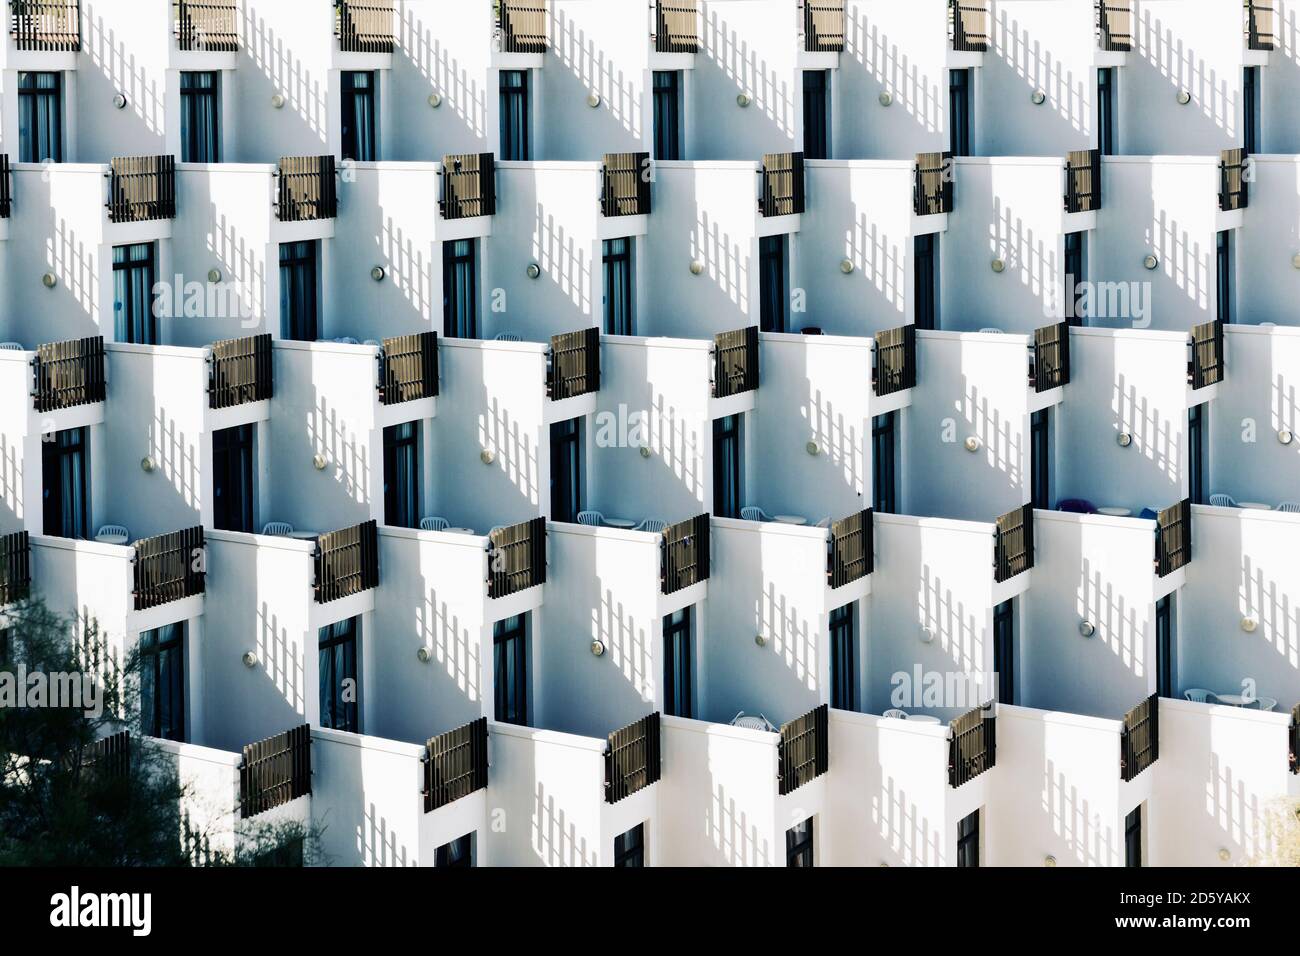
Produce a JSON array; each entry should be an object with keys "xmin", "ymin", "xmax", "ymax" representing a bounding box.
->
[
  {"xmin": 342, "ymin": 72, "xmax": 375, "ymax": 162},
  {"xmin": 442, "ymin": 240, "xmax": 477, "ymax": 338},
  {"xmin": 141, "ymin": 623, "xmax": 185, "ymax": 741},
  {"xmin": 652, "ymin": 71, "xmax": 680, "ymax": 161},
  {"xmin": 114, "ymin": 243, "xmax": 157, "ymax": 344},
  {"xmin": 18, "ymin": 72, "xmax": 61, "ymax": 163},
  {"xmin": 280, "ymin": 241, "xmax": 319, "ymax": 341},
  {"xmin": 499, "ymin": 71, "xmax": 530, "ymax": 161},
  {"xmin": 180, "ymin": 72, "xmax": 220, "ymax": 163},
  {"xmin": 602, "ymin": 238, "xmax": 632, "ymax": 335},
  {"xmin": 318, "ymin": 618, "xmax": 358, "ymax": 732}
]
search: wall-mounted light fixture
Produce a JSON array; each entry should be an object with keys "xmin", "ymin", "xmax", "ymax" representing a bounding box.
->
[
  {"xmin": 1218, "ymin": 847, "xmax": 1231, "ymax": 862},
  {"xmin": 480, "ymin": 449, "xmax": 495, "ymax": 465},
  {"xmin": 140, "ymin": 456, "xmax": 156, "ymax": 473},
  {"xmin": 755, "ymin": 634, "xmax": 768, "ymax": 647},
  {"xmin": 1143, "ymin": 254, "xmax": 1159, "ymax": 270},
  {"xmin": 242, "ymin": 650, "xmax": 258, "ymax": 668},
  {"xmin": 113, "ymin": 93, "xmax": 128, "ymax": 110},
  {"xmin": 689, "ymin": 259, "xmax": 705, "ymax": 275},
  {"xmin": 1177, "ymin": 90, "xmax": 1192, "ymax": 105},
  {"xmin": 964, "ymin": 436, "xmax": 981, "ymax": 453},
  {"xmin": 526, "ymin": 262, "xmax": 541, "ymax": 279},
  {"xmin": 428, "ymin": 92, "xmax": 442, "ymax": 108},
  {"xmin": 639, "ymin": 445, "xmax": 653, "ymax": 459},
  {"xmin": 920, "ymin": 629, "xmax": 935, "ymax": 644},
  {"xmin": 1044, "ymin": 855, "xmax": 1057, "ymax": 867},
  {"xmin": 1117, "ymin": 432, "xmax": 1133, "ymax": 447},
  {"xmin": 991, "ymin": 258, "xmax": 1006, "ymax": 273},
  {"xmin": 1292, "ymin": 253, "xmax": 1300, "ymax": 269},
  {"xmin": 590, "ymin": 640, "xmax": 606, "ymax": 657},
  {"xmin": 736, "ymin": 93, "xmax": 752, "ymax": 108},
  {"xmin": 1241, "ymin": 617, "xmax": 1258, "ymax": 633},
  {"xmin": 371, "ymin": 266, "xmax": 386, "ymax": 282},
  {"xmin": 587, "ymin": 92, "xmax": 601, "ymax": 108},
  {"xmin": 1031, "ymin": 90, "xmax": 1046, "ymax": 105},
  {"xmin": 208, "ymin": 267, "xmax": 223, "ymax": 283},
  {"xmin": 1079, "ymin": 620, "xmax": 1096, "ymax": 638},
  {"xmin": 42, "ymin": 273, "xmax": 57, "ymax": 289},
  {"xmin": 1278, "ymin": 428, "xmax": 1293, "ymax": 445},
  {"xmin": 806, "ymin": 441, "xmax": 820, "ymax": 456},
  {"xmin": 272, "ymin": 93, "xmax": 287, "ymax": 109},
  {"xmin": 416, "ymin": 647, "xmax": 431, "ymax": 663},
  {"xmin": 313, "ymin": 453, "xmax": 329, "ymax": 471},
  {"xmin": 840, "ymin": 258, "xmax": 855, "ymax": 274},
  {"xmin": 878, "ymin": 91, "xmax": 893, "ymax": 107}
]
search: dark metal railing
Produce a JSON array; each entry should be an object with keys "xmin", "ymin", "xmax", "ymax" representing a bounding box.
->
[
  {"xmin": 949, "ymin": 0, "xmax": 988, "ymax": 52},
  {"xmin": 277, "ymin": 156, "xmax": 337, "ymax": 222},
  {"xmin": 379, "ymin": 332, "xmax": 439, "ymax": 405},
  {"xmin": 1189, "ymin": 320, "xmax": 1224, "ymax": 390},
  {"xmin": 548, "ymin": 327, "xmax": 600, "ymax": 401},
  {"xmin": 1120, "ymin": 694, "xmax": 1159, "ymax": 782},
  {"xmin": 1096, "ymin": 0, "xmax": 1132, "ymax": 51},
  {"xmin": 828, "ymin": 510, "xmax": 873, "ymax": 588},
  {"xmin": 873, "ymin": 323, "xmax": 916, "ymax": 397},
  {"xmin": 1220, "ymin": 148, "xmax": 1249, "ymax": 211},
  {"xmin": 661, "ymin": 514, "xmax": 710, "ymax": 595},
  {"xmin": 10, "ymin": 0, "xmax": 80, "ymax": 51},
  {"xmin": 133, "ymin": 526, "xmax": 206, "ymax": 611},
  {"xmin": 86, "ymin": 730, "xmax": 131, "ymax": 781},
  {"xmin": 758, "ymin": 152, "xmax": 805, "ymax": 217},
  {"xmin": 604, "ymin": 712, "xmax": 661, "ymax": 804},
  {"xmin": 423, "ymin": 717, "xmax": 488, "ymax": 812},
  {"xmin": 488, "ymin": 517, "xmax": 547, "ymax": 599},
  {"xmin": 314, "ymin": 520, "xmax": 379, "ymax": 603},
  {"xmin": 0, "ymin": 154, "xmax": 12, "ymax": 218},
  {"xmin": 601, "ymin": 152, "xmax": 651, "ymax": 217},
  {"xmin": 1155, "ymin": 499, "xmax": 1191, "ymax": 577},
  {"xmin": 1245, "ymin": 0, "xmax": 1275, "ymax": 51},
  {"xmin": 948, "ymin": 704, "xmax": 996, "ymax": 787},
  {"xmin": 654, "ymin": 0, "xmax": 698, "ymax": 53},
  {"xmin": 1065, "ymin": 148, "xmax": 1101, "ymax": 213},
  {"xmin": 0, "ymin": 531, "xmax": 31, "ymax": 606},
  {"xmin": 712, "ymin": 325, "xmax": 759, "ymax": 398},
  {"xmin": 32, "ymin": 336, "xmax": 106, "ymax": 413},
  {"xmin": 440, "ymin": 153, "xmax": 496, "ymax": 220},
  {"xmin": 914, "ymin": 151, "xmax": 954, "ymax": 215},
  {"xmin": 1289, "ymin": 703, "xmax": 1299, "ymax": 775},
  {"xmin": 335, "ymin": 0, "xmax": 393, "ymax": 53},
  {"xmin": 240, "ymin": 725, "xmax": 312, "ymax": 818},
  {"xmin": 803, "ymin": 0, "xmax": 845, "ymax": 52},
  {"xmin": 209, "ymin": 334, "xmax": 273, "ymax": 410},
  {"xmin": 108, "ymin": 156, "xmax": 176, "ymax": 223},
  {"xmin": 778, "ymin": 704, "xmax": 828, "ymax": 796},
  {"xmin": 1032, "ymin": 322, "xmax": 1071, "ymax": 392},
  {"xmin": 174, "ymin": 0, "xmax": 238, "ymax": 51},
  {"xmin": 993, "ymin": 504, "xmax": 1034, "ymax": 583},
  {"xmin": 499, "ymin": 0, "xmax": 547, "ymax": 53}
]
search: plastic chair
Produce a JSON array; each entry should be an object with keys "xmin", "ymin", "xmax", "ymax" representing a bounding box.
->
[
  {"xmin": 0, "ymin": 342, "xmax": 25, "ymax": 350},
  {"xmin": 814, "ymin": 517, "xmax": 831, "ymax": 528},
  {"xmin": 419, "ymin": 516, "xmax": 449, "ymax": 532},
  {"xmin": 1208, "ymin": 493, "xmax": 1237, "ymax": 508},
  {"xmin": 1276, "ymin": 502, "xmax": 1300, "ymax": 514},
  {"xmin": 637, "ymin": 518, "xmax": 667, "ymax": 534},
  {"xmin": 95, "ymin": 524, "xmax": 129, "ymax": 542},
  {"xmin": 882, "ymin": 709, "xmax": 910, "ymax": 720},
  {"xmin": 730, "ymin": 711, "xmax": 777, "ymax": 732},
  {"xmin": 577, "ymin": 510, "xmax": 605, "ymax": 527},
  {"xmin": 979, "ymin": 327, "xmax": 1004, "ymax": 334},
  {"xmin": 740, "ymin": 506, "xmax": 771, "ymax": 522},
  {"xmin": 1182, "ymin": 688, "xmax": 1220, "ymax": 704},
  {"xmin": 494, "ymin": 332, "xmax": 522, "ymax": 342},
  {"xmin": 1253, "ymin": 696, "xmax": 1278, "ymax": 712},
  {"xmin": 261, "ymin": 522, "xmax": 294, "ymax": 537},
  {"xmin": 1138, "ymin": 507, "xmax": 1159, "ymax": 520}
]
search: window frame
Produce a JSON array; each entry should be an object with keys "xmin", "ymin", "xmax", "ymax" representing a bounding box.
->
[
  {"xmin": 113, "ymin": 242, "xmax": 158, "ymax": 345},
  {"xmin": 318, "ymin": 616, "xmax": 360, "ymax": 733},
  {"xmin": 613, "ymin": 823, "xmax": 645, "ymax": 867},
  {"xmin": 213, "ymin": 422, "xmax": 256, "ymax": 533},
  {"xmin": 652, "ymin": 70, "xmax": 682, "ymax": 161},
  {"xmin": 42, "ymin": 426, "xmax": 89, "ymax": 539},
  {"xmin": 493, "ymin": 613, "xmax": 529, "ymax": 726},
  {"xmin": 786, "ymin": 816, "xmax": 814, "ymax": 867},
  {"xmin": 341, "ymin": 70, "xmax": 377, "ymax": 162},
  {"xmin": 663, "ymin": 606, "xmax": 694, "ymax": 719},
  {"xmin": 602, "ymin": 237, "xmax": 634, "ymax": 336},
  {"xmin": 829, "ymin": 602, "xmax": 857, "ymax": 711},
  {"xmin": 17, "ymin": 71, "xmax": 63, "ymax": 163},
  {"xmin": 280, "ymin": 240, "xmax": 320, "ymax": 342},
  {"xmin": 140, "ymin": 621, "xmax": 186, "ymax": 742},
  {"xmin": 499, "ymin": 69, "xmax": 532, "ymax": 161},
  {"xmin": 711, "ymin": 413, "xmax": 743, "ymax": 519},
  {"xmin": 383, "ymin": 420, "xmax": 422, "ymax": 529},
  {"xmin": 443, "ymin": 238, "xmax": 479, "ymax": 339},
  {"xmin": 179, "ymin": 70, "xmax": 222, "ymax": 163}
]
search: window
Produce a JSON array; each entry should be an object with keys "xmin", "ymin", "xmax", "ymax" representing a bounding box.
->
[
  {"xmin": 341, "ymin": 71, "xmax": 376, "ymax": 162},
  {"xmin": 786, "ymin": 817, "xmax": 814, "ymax": 867},
  {"xmin": 436, "ymin": 833, "xmax": 475, "ymax": 868},
  {"xmin": 1216, "ymin": 230, "xmax": 1233, "ymax": 324},
  {"xmin": 663, "ymin": 606, "xmax": 693, "ymax": 718},
  {"xmin": 914, "ymin": 234, "xmax": 937, "ymax": 330},
  {"xmin": 213, "ymin": 423, "xmax": 255, "ymax": 533},
  {"xmin": 319, "ymin": 617, "xmax": 359, "ymax": 732},
  {"xmin": 956, "ymin": 810, "xmax": 980, "ymax": 867},
  {"xmin": 140, "ymin": 622, "xmax": 186, "ymax": 741},
  {"xmin": 1064, "ymin": 231, "xmax": 1085, "ymax": 326},
  {"xmin": 602, "ymin": 237, "xmax": 634, "ymax": 335},
  {"xmin": 443, "ymin": 239, "xmax": 478, "ymax": 338},
  {"xmin": 994, "ymin": 599, "xmax": 1015, "ymax": 705},
  {"xmin": 1030, "ymin": 408, "xmax": 1050, "ymax": 510},
  {"xmin": 383, "ymin": 421, "xmax": 421, "ymax": 528},
  {"xmin": 830, "ymin": 602, "xmax": 857, "ymax": 711},
  {"xmin": 613, "ymin": 823, "xmax": 645, "ymax": 867},
  {"xmin": 42, "ymin": 427, "xmax": 88, "ymax": 539},
  {"xmin": 872, "ymin": 412, "xmax": 897, "ymax": 514},
  {"xmin": 712, "ymin": 414, "xmax": 742, "ymax": 519},
  {"xmin": 948, "ymin": 69, "xmax": 971, "ymax": 157},
  {"xmin": 549, "ymin": 417, "xmax": 584, "ymax": 523},
  {"xmin": 494, "ymin": 614, "xmax": 529, "ymax": 726},
  {"xmin": 1243, "ymin": 67, "xmax": 1259, "ymax": 154},
  {"xmin": 1097, "ymin": 68, "xmax": 1115, "ymax": 156},
  {"xmin": 499, "ymin": 70, "xmax": 531, "ymax": 161},
  {"xmin": 1125, "ymin": 806, "xmax": 1143, "ymax": 867},
  {"xmin": 280, "ymin": 240, "xmax": 319, "ymax": 341},
  {"xmin": 113, "ymin": 243, "xmax": 158, "ymax": 344},
  {"xmin": 18, "ymin": 72, "xmax": 62, "ymax": 163},
  {"xmin": 759, "ymin": 235, "xmax": 787, "ymax": 333},
  {"xmin": 1188, "ymin": 404, "xmax": 1206, "ymax": 507},
  {"xmin": 652, "ymin": 71, "xmax": 682, "ymax": 161},
  {"xmin": 180, "ymin": 71, "xmax": 221, "ymax": 163},
  {"xmin": 1155, "ymin": 594, "xmax": 1173, "ymax": 699},
  {"xmin": 802, "ymin": 69, "xmax": 829, "ymax": 159}
]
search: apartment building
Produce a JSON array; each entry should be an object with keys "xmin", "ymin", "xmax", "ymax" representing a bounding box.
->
[{"xmin": 0, "ymin": 0, "xmax": 1297, "ymax": 869}]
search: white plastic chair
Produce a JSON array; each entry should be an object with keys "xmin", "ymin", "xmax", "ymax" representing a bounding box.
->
[
  {"xmin": 577, "ymin": 510, "xmax": 605, "ymax": 527},
  {"xmin": 419, "ymin": 516, "xmax": 449, "ymax": 532},
  {"xmin": 637, "ymin": 518, "xmax": 667, "ymax": 534},
  {"xmin": 332, "ymin": 336, "xmax": 360, "ymax": 345},
  {"xmin": 1254, "ymin": 696, "xmax": 1278, "ymax": 712},
  {"xmin": 0, "ymin": 342, "xmax": 25, "ymax": 350},
  {"xmin": 814, "ymin": 517, "xmax": 831, "ymax": 528},
  {"xmin": 1276, "ymin": 502, "xmax": 1300, "ymax": 514},
  {"xmin": 730, "ymin": 711, "xmax": 777, "ymax": 733},
  {"xmin": 979, "ymin": 327, "xmax": 1004, "ymax": 334},
  {"xmin": 1182, "ymin": 688, "xmax": 1220, "ymax": 704},
  {"xmin": 494, "ymin": 332, "xmax": 522, "ymax": 342},
  {"xmin": 1207, "ymin": 493, "xmax": 1237, "ymax": 508},
  {"xmin": 261, "ymin": 522, "xmax": 294, "ymax": 537},
  {"xmin": 95, "ymin": 524, "xmax": 129, "ymax": 542},
  {"xmin": 740, "ymin": 506, "xmax": 771, "ymax": 522},
  {"xmin": 882, "ymin": 709, "xmax": 910, "ymax": 720}
]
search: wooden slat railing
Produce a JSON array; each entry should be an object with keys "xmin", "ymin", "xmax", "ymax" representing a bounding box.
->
[
  {"xmin": 601, "ymin": 152, "xmax": 651, "ymax": 217},
  {"xmin": 0, "ymin": 531, "xmax": 31, "ymax": 606},
  {"xmin": 277, "ymin": 155, "xmax": 338, "ymax": 222},
  {"xmin": 335, "ymin": 0, "xmax": 393, "ymax": 52},
  {"xmin": 423, "ymin": 717, "xmax": 488, "ymax": 812},
  {"xmin": 713, "ymin": 325, "xmax": 759, "ymax": 398},
  {"xmin": 10, "ymin": 0, "xmax": 80, "ymax": 51},
  {"xmin": 380, "ymin": 332, "xmax": 439, "ymax": 405},
  {"xmin": 654, "ymin": 0, "xmax": 698, "ymax": 52},
  {"xmin": 1189, "ymin": 320, "xmax": 1224, "ymax": 390},
  {"xmin": 133, "ymin": 526, "xmax": 206, "ymax": 611},
  {"xmin": 209, "ymin": 334, "xmax": 273, "ymax": 410},
  {"xmin": 0, "ymin": 154, "xmax": 12, "ymax": 218},
  {"xmin": 108, "ymin": 156, "xmax": 176, "ymax": 223},
  {"xmin": 759, "ymin": 152, "xmax": 805, "ymax": 217},
  {"xmin": 1032, "ymin": 322, "xmax": 1070, "ymax": 392},
  {"xmin": 948, "ymin": 704, "xmax": 996, "ymax": 787},
  {"xmin": 994, "ymin": 504, "xmax": 1034, "ymax": 583},
  {"xmin": 604, "ymin": 712, "xmax": 661, "ymax": 804},
  {"xmin": 1220, "ymin": 148, "xmax": 1249, "ymax": 211},
  {"xmin": 873, "ymin": 323, "xmax": 916, "ymax": 397},
  {"xmin": 1289, "ymin": 703, "xmax": 1299, "ymax": 775},
  {"xmin": 1155, "ymin": 499, "xmax": 1191, "ymax": 577},
  {"xmin": 314, "ymin": 520, "xmax": 379, "ymax": 603},
  {"xmin": 1120, "ymin": 694, "xmax": 1159, "ymax": 781},
  {"xmin": 548, "ymin": 327, "xmax": 600, "ymax": 401},
  {"xmin": 828, "ymin": 510, "xmax": 873, "ymax": 588},
  {"xmin": 499, "ymin": 0, "xmax": 547, "ymax": 52},
  {"xmin": 949, "ymin": 0, "xmax": 988, "ymax": 52},
  {"xmin": 488, "ymin": 517, "xmax": 547, "ymax": 598},
  {"xmin": 174, "ymin": 0, "xmax": 238, "ymax": 51},
  {"xmin": 914, "ymin": 151, "xmax": 953, "ymax": 215},
  {"xmin": 440, "ymin": 152, "xmax": 496, "ymax": 220},
  {"xmin": 778, "ymin": 704, "xmax": 828, "ymax": 795},
  {"xmin": 32, "ymin": 336, "xmax": 106, "ymax": 412},
  {"xmin": 661, "ymin": 514, "xmax": 709, "ymax": 595},
  {"xmin": 804, "ymin": 0, "xmax": 845, "ymax": 52},
  {"xmin": 240, "ymin": 725, "xmax": 312, "ymax": 818},
  {"xmin": 1096, "ymin": 0, "xmax": 1132, "ymax": 51},
  {"xmin": 1065, "ymin": 148, "xmax": 1101, "ymax": 213},
  {"xmin": 1245, "ymin": 0, "xmax": 1275, "ymax": 51}
]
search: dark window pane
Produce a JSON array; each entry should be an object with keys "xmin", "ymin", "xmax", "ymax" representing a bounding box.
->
[
  {"xmin": 114, "ymin": 243, "xmax": 158, "ymax": 344},
  {"xmin": 341, "ymin": 71, "xmax": 376, "ymax": 162},
  {"xmin": 280, "ymin": 241, "xmax": 319, "ymax": 341},
  {"xmin": 213, "ymin": 423, "xmax": 256, "ymax": 532},
  {"xmin": 180, "ymin": 71, "xmax": 221, "ymax": 162},
  {"xmin": 652, "ymin": 71, "xmax": 681, "ymax": 161},
  {"xmin": 663, "ymin": 607, "xmax": 693, "ymax": 718},
  {"xmin": 443, "ymin": 239, "xmax": 479, "ymax": 338},
  {"xmin": 319, "ymin": 617, "xmax": 359, "ymax": 732},
  {"xmin": 500, "ymin": 70, "xmax": 531, "ymax": 161},
  {"xmin": 383, "ymin": 421, "xmax": 421, "ymax": 528},
  {"xmin": 18, "ymin": 72, "xmax": 62, "ymax": 163},
  {"xmin": 494, "ymin": 614, "xmax": 528, "ymax": 725},
  {"xmin": 603, "ymin": 238, "xmax": 633, "ymax": 335}
]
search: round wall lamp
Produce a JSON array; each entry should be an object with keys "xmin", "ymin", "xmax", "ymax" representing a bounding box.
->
[
  {"xmin": 755, "ymin": 634, "xmax": 768, "ymax": 647},
  {"xmin": 113, "ymin": 93, "xmax": 128, "ymax": 110},
  {"xmin": 964, "ymin": 436, "xmax": 981, "ymax": 453},
  {"xmin": 1044, "ymin": 855, "xmax": 1057, "ymax": 867},
  {"xmin": 878, "ymin": 91, "xmax": 893, "ymax": 107},
  {"xmin": 313, "ymin": 453, "xmax": 329, "ymax": 471},
  {"xmin": 1241, "ymin": 617, "xmax": 1258, "ymax": 633},
  {"xmin": 806, "ymin": 441, "xmax": 820, "ymax": 456},
  {"xmin": 1279, "ymin": 428, "xmax": 1294, "ymax": 445},
  {"xmin": 208, "ymin": 267, "xmax": 223, "ymax": 283},
  {"xmin": 1079, "ymin": 621, "xmax": 1096, "ymax": 638},
  {"xmin": 586, "ymin": 92, "xmax": 601, "ymax": 108},
  {"xmin": 1177, "ymin": 90, "xmax": 1192, "ymax": 105},
  {"xmin": 371, "ymin": 266, "xmax": 386, "ymax": 282},
  {"xmin": 42, "ymin": 273, "xmax": 58, "ymax": 289},
  {"xmin": 1117, "ymin": 432, "xmax": 1133, "ymax": 447},
  {"xmin": 590, "ymin": 640, "xmax": 606, "ymax": 657},
  {"xmin": 840, "ymin": 258, "xmax": 855, "ymax": 274},
  {"xmin": 639, "ymin": 445, "xmax": 653, "ymax": 459},
  {"xmin": 416, "ymin": 647, "xmax": 432, "ymax": 663},
  {"xmin": 271, "ymin": 93, "xmax": 286, "ymax": 109},
  {"xmin": 689, "ymin": 259, "xmax": 705, "ymax": 275},
  {"xmin": 480, "ymin": 449, "xmax": 495, "ymax": 465},
  {"xmin": 991, "ymin": 258, "xmax": 1006, "ymax": 273},
  {"xmin": 428, "ymin": 92, "xmax": 442, "ymax": 108},
  {"xmin": 526, "ymin": 262, "xmax": 541, "ymax": 279},
  {"xmin": 242, "ymin": 650, "xmax": 259, "ymax": 668},
  {"xmin": 140, "ymin": 456, "xmax": 156, "ymax": 473},
  {"xmin": 1031, "ymin": 89, "xmax": 1046, "ymax": 106},
  {"xmin": 920, "ymin": 629, "xmax": 935, "ymax": 644},
  {"xmin": 1218, "ymin": 848, "xmax": 1231, "ymax": 862},
  {"xmin": 1143, "ymin": 254, "xmax": 1159, "ymax": 270},
  {"xmin": 1292, "ymin": 253, "xmax": 1300, "ymax": 269},
  {"xmin": 736, "ymin": 93, "xmax": 752, "ymax": 108}
]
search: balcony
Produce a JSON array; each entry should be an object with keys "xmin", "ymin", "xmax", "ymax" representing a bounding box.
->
[
  {"xmin": 440, "ymin": 153, "xmax": 496, "ymax": 221},
  {"xmin": 605, "ymin": 712, "xmax": 662, "ymax": 804},
  {"xmin": 1155, "ymin": 499, "xmax": 1191, "ymax": 577},
  {"xmin": 1064, "ymin": 148, "xmax": 1101, "ymax": 214},
  {"xmin": 914, "ymin": 151, "xmax": 953, "ymax": 215},
  {"xmin": 276, "ymin": 156, "xmax": 338, "ymax": 223},
  {"xmin": 0, "ymin": 154, "xmax": 11, "ymax": 218},
  {"xmin": 712, "ymin": 325, "xmax": 759, "ymax": 398},
  {"xmin": 1030, "ymin": 322, "xmax": 1070, "ymax": 392},
  {"xmin": 379, "ymin": 331, "xmax": 439, "ymax": 405},
  {"xmin": 313, "ymin": 520, "xmax": 379, "ymax": 604},
  {"xmin": 1120, "ymin": 694, "xmax": 1159, "ymax": 781},
  {"xmin": 803, "ymin": 0, "xmax": 845, "ymax": 53},
  {"xmin": 758, "ymin": 152, "xmax": 805, "ymax": 217},
  {"xmin": 335, "ymin": 0, "xmax": 393, "ymax": 53},
  {"xmin": 1291, "ymin": 705, "xmax": 1299, "ymax": 775},
  {"xmin": 32, "ymin": 336, "xmax": 106, "ymax": 413},
  {"xmin": 948, "ymin": 704, "xmax": 996, "ymax": 787},
  {"xmin": 108, "ymin": 155, "xmax": 176, "ymax": 224},
  {"xmin": 498, "ymin": 0, "xmax": 547, "ymax": 53},
  {"xmin": 601, "ymin": 152, "xmax": 651, "ymax": 217},
  {"xmin": 174, "ymin": 0, "xmax": 238, "ymax": 52},
  {"xmin": 10, "ymin": 0, "xmax": 80, "ymax": 51},
  {"xmin": 1188, "ymin": 320, "xmax": 1224, "ymax": 389},
  {"xmin": 133, "ymin": 526, "xmax": 206, "ymax": 611},
  {"xmin": 423, "ymin": 717, "xmax": 489, "ymax": 811},
  {"xmin": 547, "ymin": 327, "xmax": 600, "ymax": 401},
  {"xmin": 873, "ymin": 323, "xmax": 916, "ymax": 397},
  {"xmin": 488, "ymin": 517, "xmax": 547, "ymax": 599},
  {"xmin": 778, "ymin": 704, "xmax": 829, "ymax": 795},
  {"xmin": 1219, "ymin": 149, "xmax": 1249, "ymax": 211},
  {"xmin": 1245, "ymin": 0, "xmax": 1275, "ymax": 51},
  {"xmin": 1096, "ymin": 0, "xmax": 1132, "ymax": 52},
  {"xmin": 949, "ymin": 0, "xmax": 988, "ymax": 53},
  {"xmin": 239, "ymin": 725, "xmax": 312, "ymax": 819},
  {"xmin": 208, "ymin": 334, "xmax": 273, "ymax": 410},
  {"xmin": 654, "ymin": 0, "xmax": 698, "ymax": 53},
  {"xmin": 0, "ymin": 531, "xmax": 31, "ymax": 606},
  {"xmin": 661, "ymin": 514, "xmax": 709, "ymax": 595},
  {"xmin": 993, "ymin": 504, "xmax": 1034, "ymax": 583},
  {"xmin": 827, "ymin": 509, "xmax": 873, "ymax": 588}
]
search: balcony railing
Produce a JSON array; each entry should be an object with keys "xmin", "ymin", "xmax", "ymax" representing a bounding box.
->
[
  {"xmin": 873, "ymin": 323, "xmax": 916, "ymax": 397},
  {"xmin": 380, "ymin": 332, "xmax": 439, "ymax": 405},
  {"xmin": 803, "ymin": 0, "xmax": 845, "ymax": 53},
  {"xmin": 1189, "ymin": 320, "xmax": 1224, "ymax": 390},
  {"xmin": 1155, "ymin": 499, "xmax": 1191, "ymax": 577},
  {"xmin": 758, "ymin": 152, "xmax": 805, "ymax": 217},
  {"xmin": 828, "ymin": 509, "xmax": 873, "ymax": 588},
  {"xmin": 1120, "ymin": 694, "xmax": 1159, "ymax": 782},
  {"xmin": 1064, "ymin": 148, "xmax": 1101, "ymax": 213},
  {"xmin": 335, "ymin": 0, "xmax": 393, "ymax": 53},
  {"xmin": 314, "ymin": 520, "xmax": 379, "ymax": 603},
  {"xmin": 488, "ymin": 517, "xmax": 547, "ymax": 598},
  {"xmin": 440, "ymin": 152, "xmax": 496, "ymax": 220},
  {"xmin": 993, "ymin": 504, "xmax": 1034, "ymax": 583},
  {"xmin": 654, "ymin": 0, "xmax": 698, "ymax": 53},
  {"xmin": 1220, "ymin": 149, "xmax": 1249, "ymax": 211},
  {"xmin": 712, "ymin": 325, "xmax": 759, "ymax": 398},
  {"xmin": 604, "ymin": 712, "xmax": 661, "ymax": 804},
  {"xmin": 949, "ymin": 0, "xmax": 988, "ymax": 52},
  {"xmin": 1031, "ymin": 322, "xmax": 1070, "ymax": 392},
  {"xmin": 661, "ymin": 514, "xmax": 709, "ymax": 595},
  {"xmin": 1096, "ymin": 0, "xmax": 1132, "ymax": 52},
  {"xmin": 32, "ymin": 336, "xmax": 106, "ymax": 413},
  {"xmin": 548, "ymin": 327, "xmax": 600, "ymax": 401},
  {"xmin": 778, "ymin": 704, "xmax": 828, "ymax": 796},
  {"xmin": 423, "ymin": 717, "xmax": 488, "ymax": 812},
  {"xmin": 10, "ymin": 0, "xmax": 80, "ymax": 51},
  {"xmin": 133, "ymin": 526, "xmax": 206, "ymax": 611},
  {"xmin": 276, "ymin": 156, "xmax": 337, "ymax": 222},
  {"xmin": 1290, "ymin": 704, "xmax": 1298, "ymax": 775},
  {"xmin": 86, "ymin": 730, "xmax": 131, "ymax": 783},
  {"xmin": 0, "ymin": 531, "xmax": 31, "ymax": 606},
  {"xmin": 914, "ymin": 151, "xmax": 953, "ymax": 215},
  {"xmin": 0, "ymin": 154, "xmax": 11, "ymax": 218},
  {"xmin": 601, "ymin": 152, "xmax": 651, "ymax": 217},
  {"xmin": 240, "ymin": 725, "xmax": 312, "ymax": 819},
  {"xmin": 209, "ymin": 334, "xmax": 273, "ymax": 410},
  {"xmin": 948, "ymin": 704, "xmax": 996, "ymax": 787},
  {"xmin": 108, "ymin": 155, "xmax": 176, "ymax": 224},
  {"xmin": 1245, "ymin": 0, "xmax": 1275, "ymax": 51},
  {"xmin": 174, "ymin": 0, "xmax": 238, "ymax": 52},
  {"xmin": 499, "ymin": 0, "xmax": 547, "ymax": 53}
]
